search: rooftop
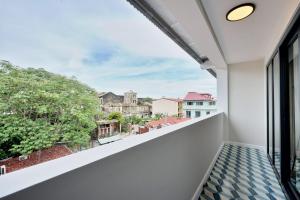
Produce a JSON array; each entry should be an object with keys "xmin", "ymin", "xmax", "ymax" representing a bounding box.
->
[
  {"xmin": 0, "ymin": 145, "xmax": 72, "ymax": 174},
  {"xmin": 154, "ymin": 98, "xmax": 183, "ymax": 102},
  {"xmin": 146, "ymin": 116, "xmax": 189, "ymax": 128},
  {"xmin": 184, "ymin": 92, "xmax": 214, "ymax": 101}
]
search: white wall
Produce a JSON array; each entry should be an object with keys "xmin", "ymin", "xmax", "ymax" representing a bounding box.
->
[
  {"xmin": 152, "ymin": 99, "xmax": 179, "ymax": 116},
  {"xmin": 1, "ymin": 113, "xmax": 224, "ymax": 200},
  {"xmin": 228, "ymin": 59, "xmax": 266, "ymax": 147},
  {"xmin": 216, "ymin": 68, "xmax": 229, "ymax": 141}
]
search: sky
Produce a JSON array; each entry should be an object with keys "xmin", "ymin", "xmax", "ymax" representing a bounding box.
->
[{"xmin": 0, "ymin": 0, "xmax": 216, "ymax": 99}]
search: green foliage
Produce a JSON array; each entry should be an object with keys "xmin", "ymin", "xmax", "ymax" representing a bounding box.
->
[
  {"xmin": 0, "ymin": 61, "xmax": 99, "ymax": 159},
  {"xmin": 107, "ymin": 112, "xmax": 123, "ymax": 123},
  {"xmin": 130, "ymin": 115, "xmax": 143, "ymax": 125},
  {"xmin": 142, "ymin": 97, "xmax": 152, "ymax": 103},
  {"xmin": 153, "ymin": 113, "xmax": 164, "ymax": 120},
  {"xmin": 120, "ymin": 115, "xmax": 148, "ymax": 132},
  {"xmin": 137, "ymin": 97, "xmax": 152, "ymax": 105},
  {"xmin": 97, "ymin": 111, "xmax": 106, "ymax": 120}
]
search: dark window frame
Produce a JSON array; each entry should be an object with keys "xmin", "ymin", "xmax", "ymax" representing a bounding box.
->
[
  {"xmin": 186, "ymin": 111, "xmax": 191, "ymax": 118},
  {"xmin": 266, "ymin": 7, "xmax": 300, "ymax": 199},
  {"xmin": 196, "ymin": 101, "xmax": 203, "ymax": 106}
]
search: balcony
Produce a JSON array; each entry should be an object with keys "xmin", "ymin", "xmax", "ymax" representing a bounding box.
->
[
  {"xmin": 0, "ymin": 112, "xmax": 286, "ymax": 200},
  {"xmin": 1, "ymin": 0, "xmax": 300, "ymax": 199}
]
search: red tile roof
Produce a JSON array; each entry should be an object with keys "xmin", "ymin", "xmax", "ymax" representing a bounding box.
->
[
  {"xmin": 146, "ymin": 117, "xmax": 189, "ymax": 128},
  {"xmin": 184, "ymin": 92, "xmax": 214, "ymax": 101},
  {"xmin": 0, "ymin": 145, "xmax": 72, "ymax": 174}
]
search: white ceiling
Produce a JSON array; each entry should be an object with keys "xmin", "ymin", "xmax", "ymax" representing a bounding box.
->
[
  {"xmin": 201, "ymin": 0, "xmax": 300, "ymax": 64},
  {"xmin": 146, "ymin": 0, "xmax": 228, "ymax": 69},
  {"xmin": 145, "ymin": 0, "xmax": 299, "ymax": 67}
]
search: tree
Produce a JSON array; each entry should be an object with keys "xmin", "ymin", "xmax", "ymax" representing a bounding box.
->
[
  {"xmin": 0, "ymin": 61, "xmax": 99, "ymax": 159},
  {"xmin": 153, "ymin": 113, "xmax": 164, "ymax": 120},
  {"xmin": 120, "ymin": 115, "xmax": 147, "ymax": 133},
  {"xmin": 97, "ymin": 111, "xmax": 106, "ymax": 120},
  {"xmin": 107, "ymin": 112, "xmax": 123, "ymax": 123}
]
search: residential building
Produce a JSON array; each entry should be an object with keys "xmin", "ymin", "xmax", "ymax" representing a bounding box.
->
[
  {"xmin": 98, "ymin": 92, "xmax": 123, "ymax": 113},
  {"xmin": 98, "ymin": 90, "xmax": 152, "ymax": 117},
  {"xmin": 152, "ymin": 98, "xmax": 183, "ymax": 117},
  {"xmin": 96, "ymin": 119, "xmax": 121, "ymax": 138},
  {"xmin": 3, "ymin": 1, "xmax": 300, "ymax": 200},
  {"xmin": 183, "ymin": 92, "xmax": 217, "ymax": 118}
]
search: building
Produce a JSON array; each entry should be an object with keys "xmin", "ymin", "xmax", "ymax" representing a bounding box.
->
[
  {"xmin": 152, "ymin": 98, "xmax": 183, "ymax": 117},
  {"xmin": 3, "ymin": 1, "xmax": 300, "ymax": 200},
  {"xmin": 98, "ymin": 92, "xmax": 123, "ymax": 113},
  {"xmin": 183, "ymin": 92, "xmax": 217, "ymax": 118},
  {"xmin": 124, "ymin": 90, "xmax": 137, "ymax": 105},
  {"xmin": 96, "ymin": 119, "xmax": 121, "ymax": 138},
  {"xmin": 98, "ymin": 90, "xmax": 152, "ymax": 117}
]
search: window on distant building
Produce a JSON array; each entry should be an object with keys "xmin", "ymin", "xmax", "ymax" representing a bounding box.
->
[
  {"xmin": 195, "ymin": 111, "xmax": 201, "ymax": 117},
  {"xmin": 187, "ymin": 102, "xmax": 193, "ymax": 105},
  {"xmin": 186, "ymin": 111, "xmax": 191, "ymax": 118},
  {"xmin": 209, "ymin": 101, "xmax": 215, "ymax": 106},
  {"xmin": 206, "ymin": 111, "xmax": 210, "ymax": 115},
  {"xmin": 196, "ymin": 101, "xmax": 203, "ymax": 106}
]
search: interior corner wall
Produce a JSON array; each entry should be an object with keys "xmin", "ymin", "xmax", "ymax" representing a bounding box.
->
[
  {"xmin": 216, "ymin": 68, "xmax": 229, "ymax": 141},
  {"xmin": 228, "ymin": 59, "xmax": 266, "ymax": 147}
]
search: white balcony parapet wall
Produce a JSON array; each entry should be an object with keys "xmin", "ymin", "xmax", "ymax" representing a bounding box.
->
[{"xmin": 0, "ymin": 112, "xmax": 224, "ymax": 200}]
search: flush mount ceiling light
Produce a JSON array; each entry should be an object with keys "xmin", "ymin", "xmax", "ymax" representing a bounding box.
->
[{"xmin": 226, "ymin": 3, "xmax": 255, "ymax": 22}]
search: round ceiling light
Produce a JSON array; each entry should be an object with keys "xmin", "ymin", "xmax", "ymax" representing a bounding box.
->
[{"xmin": 226, "ymin": 3, "xmax": 255, "ymax": 22}]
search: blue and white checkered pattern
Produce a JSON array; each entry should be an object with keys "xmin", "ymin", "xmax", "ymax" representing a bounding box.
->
[
  {"xmin": 199, "ymin": 144, "xmax": 286, "ymax": 200},
  {"xmin": 274, "ymin": 151, "xmax": 281, "ymax": 174}
]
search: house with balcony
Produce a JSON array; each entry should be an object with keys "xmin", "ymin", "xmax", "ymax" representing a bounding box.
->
[
  {"xmin": 2, "ymin": 0, "xmax": 300, "ymax": 200},
  {"xmin": 183, "ymin": 92, "xmax": 217, "ymax": 118}
]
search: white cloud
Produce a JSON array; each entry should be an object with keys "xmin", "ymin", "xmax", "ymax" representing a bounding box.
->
[{"xmin": 0, "ymin": 0, "xmax": 216, "ymax": 98}]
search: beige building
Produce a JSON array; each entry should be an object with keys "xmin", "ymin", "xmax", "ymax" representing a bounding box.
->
[
  {"xmin": 98, "ymin": 91, "xmax": 152, "ymax": 117},
  {"xmin": 152, "ymin": 98, "xmax": 183, "ymax": 117}
]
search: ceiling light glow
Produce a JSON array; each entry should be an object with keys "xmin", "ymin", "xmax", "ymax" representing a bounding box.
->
[{"xmin": 226, "ymin": 3, "xmax": 255, "ymax": 22}]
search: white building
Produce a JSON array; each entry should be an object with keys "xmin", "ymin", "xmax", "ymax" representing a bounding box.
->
[
  {"xmin": 183, "ymin": 92, "xmax": 216, "ymax": 118},
  {"xmin": 152, "ymin": 98, "xmax": 183, "ymax": 117}
]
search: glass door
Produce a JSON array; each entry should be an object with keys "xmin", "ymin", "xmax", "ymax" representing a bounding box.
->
[
  {"xmin": 267, "ymin": 52, "xmax": 281, "ymax": 174},
  {"xmin": 267, "ymin": 63, "xmax": 274, "ymax": 162},
  {"xmin": 265, "ymin": 8, "xmax": 300, "ymax": 199},
  {"xmin": 289, "ymin": 37, "xmax": 300, "ymax": 192},
  {"xmin": 273, "ymin": 52, "xmax": 281, "ymax": 174}
]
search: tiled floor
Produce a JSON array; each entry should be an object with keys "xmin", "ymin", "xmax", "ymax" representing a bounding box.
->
[
  {"xmin": 199, "ymin": 144, "xmax": 286, "ymax": 200},
  {"xmin": 290, "ymin": 154, "xmax": 300, "ymax": 192},
  {"xmin": 274, "ymin": 151, "xmax": 281, "ymax": 174}
]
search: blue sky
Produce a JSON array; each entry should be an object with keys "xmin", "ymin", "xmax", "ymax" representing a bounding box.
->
[{"xmin": 0, "ymin": 0, "xmax": 216, "ymax": 98}]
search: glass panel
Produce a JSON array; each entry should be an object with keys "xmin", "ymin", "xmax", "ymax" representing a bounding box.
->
[
  {"xmin": 268, "ymin": 63, "xmax": 273, "ymax": 160},
  {"xmin": 273, "ymin": 52, "xmax": 281, "ymax": 173},
  {"xmin": 289, "ymin": 38, "xmax": 300, "ymax": 192}
]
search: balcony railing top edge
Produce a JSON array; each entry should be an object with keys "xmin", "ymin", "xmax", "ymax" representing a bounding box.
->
[{"xmin": 0, "ymin": 111, "xmax": 223, "ymax": 198}]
